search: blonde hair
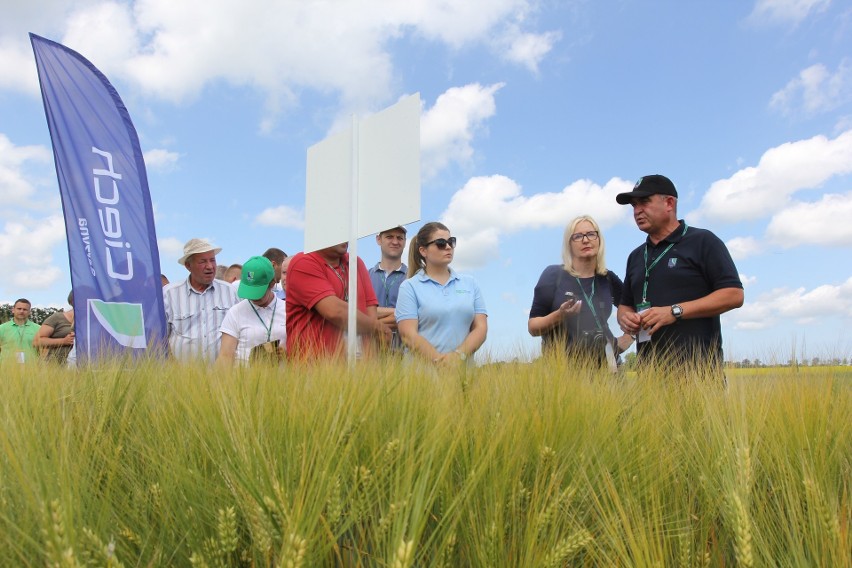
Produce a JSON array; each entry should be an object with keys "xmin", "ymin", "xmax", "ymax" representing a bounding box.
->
[
  {"xmin": 561, "ymin": 215, "xmax": 608, "ymax": 277},
  {"xmin": 407, "ymin": 221, "xmax": 449, "ymax": 278}
]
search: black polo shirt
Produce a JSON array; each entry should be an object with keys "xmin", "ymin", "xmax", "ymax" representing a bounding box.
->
[{"xmin": 621, "ymin": 221, "xmax": 742, "ymax": 363}]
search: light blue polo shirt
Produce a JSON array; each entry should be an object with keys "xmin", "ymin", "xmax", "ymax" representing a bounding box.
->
[{"xmin": 395, "ymin": 268, "xmax": 487, "ymax": 354}]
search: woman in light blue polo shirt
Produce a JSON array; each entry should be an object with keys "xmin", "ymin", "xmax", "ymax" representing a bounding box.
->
[{"xmin": 395, "ymin": 222, "xmax": 487, "ymax": 364}]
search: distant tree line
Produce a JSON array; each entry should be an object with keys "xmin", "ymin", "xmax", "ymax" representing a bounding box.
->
[
  {"xmin": 0, "ymin": 303, "xmax": 62, "ymax": 326},
  {"xmin": 608, "ymin": 352, "xmax": 851, "ymax": 370},
  {"xmin": 728, "ymin": 357, "xmax": 850, "ymax": 368}
]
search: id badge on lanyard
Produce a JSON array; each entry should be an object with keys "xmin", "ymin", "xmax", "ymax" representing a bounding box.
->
[
  {"xmin": 636, "ymin": 223, "xmax": 688, "ymax": 345},
  {"xmin": 604, "ymin": 342, "xmax": 617, "ymax": 371},
  {"xmin": 635, "ymin": 300, "xmax": 652, "ymax": 344}
]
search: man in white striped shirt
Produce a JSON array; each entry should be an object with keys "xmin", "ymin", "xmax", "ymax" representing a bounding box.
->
[{"xmin": 163, "ymin": 238, "xmax": 238, "ymax": 362}]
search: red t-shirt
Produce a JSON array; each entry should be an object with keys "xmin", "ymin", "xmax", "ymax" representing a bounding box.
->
[{"xmin": 285, "ymin": 252, "xmax": 378, "ymax": 359}]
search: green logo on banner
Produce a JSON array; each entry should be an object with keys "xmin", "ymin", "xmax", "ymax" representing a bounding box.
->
[{"xmin": 88, "ymin": 299, "xmax": 147, "ymax": 348}]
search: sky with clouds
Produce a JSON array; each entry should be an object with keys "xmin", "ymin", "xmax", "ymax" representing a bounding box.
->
[{"xmin": 1, "ymin": 0, "xmax": 851, "ymax": 362}]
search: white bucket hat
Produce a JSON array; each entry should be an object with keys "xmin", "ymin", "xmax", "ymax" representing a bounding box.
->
[{"xmin": 178, "ymin": 238, "xmax": 222, "ymax": 265}]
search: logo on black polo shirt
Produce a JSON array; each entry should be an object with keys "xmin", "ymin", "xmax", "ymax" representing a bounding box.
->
[{"xmin": 668, "ymin": 258, "xmax": 678, "ymax": 268}]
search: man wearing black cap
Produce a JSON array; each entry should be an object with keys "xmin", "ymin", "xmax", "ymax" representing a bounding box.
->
[{"xmin": 615, "ymin": 175, "xmax": 743, "ymax": 370}]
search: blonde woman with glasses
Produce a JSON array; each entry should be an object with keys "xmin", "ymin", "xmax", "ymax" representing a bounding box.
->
[{"xmin": 528, "ymin": 215, "xmax": 633, "ymax": 368}]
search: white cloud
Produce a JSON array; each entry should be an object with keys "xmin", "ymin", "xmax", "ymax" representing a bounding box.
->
[
  {"xmin": 770, "ymin": 60, "xmax": 852, "ymax": 116},
  {"xmin": 747, "ymin": 0, "xmax": 831, "ymax": 26},
  {"xmin": 143, "ymin": 148, "xmax": 181, "ymax": 172},
  {"xmin": 726, "ymin": 236, "xmax": 764, "ymax": 260},
  {"xmin": 441, "ymin": 175, "xmax": 633, "ymax": 270},
  {"xmin": 696, "ymin": 129, "xmax": 852, "ymax": 222},
  {"xmin": 732, "ymin": 276, "xmax": 852, "ymax": 330},
  {"xmin": 0, "ymin": 0, "xmax": 94, "ymax": 36},
  {"xmin": 766, "ymin": 191, "xmax": 852, "ymax": 247},
  {"xmin": 835, "ymin": 115, "xmax": 852, "ymax": 133},
  {"xmin": 421, "ymin": 83, "xmax": 504, "ymax": 178},
  {"xmin": 389, "ymin": 2, "xmax": 560, "ymax": 73},
  {"xmin": 496, "ymin": 25, "xmax": 561, "ymax": 73},
  {"xmin": 739, "ymin": 274, "xmax": 758, "ymax": 287},
  {"xmin": 157, "ymin": 236, "xmax": 184, "ymax": 266},
  {"xmin": 2, "ymin": 2, "xmax": 553, "ymax": 128},
  {"xmin": 255, "ymin": 205, "xmax": 304, "ymax": 229},
  {"xmin": 0, "ymin": 41, "xmax": 40, "ymax": 94},
  {"xmin": 61, "ymin": 1, "xmax": 140, "ymax": 75},
  {"xmin": 0, "ymin": 215, "xmax": 66, "ymax": 294},
  {"xmin": 398, "ymin": 2, "xmax": 559, "ymax": 73},
  {"xmin": 0, "ymin": 1, "xmax": 98, "ymax": 93},
  {"xmin": 392, "ymin": 1, "xmax": 523, "ymax": 47},
  {"xmin": 0, "ymin": 135, "xmax": 67, "ymax": 295},
  {"xmin": 2, "ymin": 1, "xmax": 558, "ymax": 135},
  {"xmin": 0, "ymin": 134, "xmax": 53, "ymax": 211}
]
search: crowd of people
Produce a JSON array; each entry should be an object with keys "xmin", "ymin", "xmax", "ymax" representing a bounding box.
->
[{"xmin": 0, "ymin": 174, "xmax": 743, "ymax": 375}]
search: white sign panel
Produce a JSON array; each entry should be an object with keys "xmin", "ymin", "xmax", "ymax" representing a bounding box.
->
[
  {"xmin": 305, "ymin": 94, "xmax": 421, "ymax": 252},
  {"xmin": 305, "ymin": 128, "xmax": 352, "ymax": 251}
]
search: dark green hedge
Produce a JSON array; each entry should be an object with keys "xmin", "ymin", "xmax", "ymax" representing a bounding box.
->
[{"xmin": 0, "ymin": 304, "xmax": 62, "ymax": 325}]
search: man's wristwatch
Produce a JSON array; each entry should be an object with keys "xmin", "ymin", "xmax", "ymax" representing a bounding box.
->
[
  {"xmin": 671, "ymin": 304, "xmax": 684, "ymax": 319},
  {"xmin": 454, "ymin": 350, "xmax": 467, "ymax": 361}
]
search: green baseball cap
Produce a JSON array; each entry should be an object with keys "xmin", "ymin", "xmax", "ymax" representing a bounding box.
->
[{"xmin": 238, "ymin": 256, "xmax": 274, "ymax": 300}]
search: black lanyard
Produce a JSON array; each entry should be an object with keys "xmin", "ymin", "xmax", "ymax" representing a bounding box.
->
[{"xmin": 641, "ymin": 223, "xmax": 688, "ymax": 303}]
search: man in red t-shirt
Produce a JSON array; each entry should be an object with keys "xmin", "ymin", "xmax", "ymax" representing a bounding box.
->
[{"xmin": 286, "ymin": 243, "xmax": 390, "ymax": 359}]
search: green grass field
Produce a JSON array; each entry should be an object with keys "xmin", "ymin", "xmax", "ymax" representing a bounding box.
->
[{"xmin": 0, "ymin": 358, "xmax": 849, "ymax": 567}]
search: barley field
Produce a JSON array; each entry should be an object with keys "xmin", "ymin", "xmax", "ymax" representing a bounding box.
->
[{"xmin": 0, "ymin": 357, "xmax": 849, "ymax": 567}]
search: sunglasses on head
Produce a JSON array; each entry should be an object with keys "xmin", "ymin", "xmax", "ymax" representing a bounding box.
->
[{"xmin": 424, "ymin": 236, "xmax": 457, "ymax": 249}]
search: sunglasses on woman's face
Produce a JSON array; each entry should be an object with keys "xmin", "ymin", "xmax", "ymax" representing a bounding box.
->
[{"xmin": 424, "ymin": 236, "xmax": 457, "ymax": 249}]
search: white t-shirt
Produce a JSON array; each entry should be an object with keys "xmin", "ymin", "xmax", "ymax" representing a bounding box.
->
[{"xmin": 219, "ymin": 297, "xmax": 287, "ymax": 363}]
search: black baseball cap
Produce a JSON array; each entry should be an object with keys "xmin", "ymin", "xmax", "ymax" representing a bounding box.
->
[{"xmin": 615, "ymin": 174, "xmax": 678, "ymax": 205}]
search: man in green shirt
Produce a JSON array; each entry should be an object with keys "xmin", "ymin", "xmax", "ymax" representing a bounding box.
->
[{"xmin": 0, "ymin": 298, "xmax": 40, "ymax": 364}]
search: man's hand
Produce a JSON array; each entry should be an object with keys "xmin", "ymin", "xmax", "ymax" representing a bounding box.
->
[
  {"xmin": 376, "ymin": 307, "xmax": 397, "ymax": 330},
  {"xmin": 61, "ymin": 332, "xmax": 75, "ymax": 346},
  {"xmin": 375, "ymin": 321, "xmax": 392, "ymax": 345},
  {"xmin": 617, "ymin": 306, "xmax": 642, "ymax": 335},
  {"xmin": 637, "ymin": 306, "xmax": 677, "ymax": 335}
]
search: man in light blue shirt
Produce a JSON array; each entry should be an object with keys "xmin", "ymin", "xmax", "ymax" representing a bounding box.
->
[{"xmin": 369, "ymin": 226, "xmax": 408, "ymax": 351}]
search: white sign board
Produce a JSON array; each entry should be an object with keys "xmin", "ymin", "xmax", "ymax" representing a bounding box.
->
[{"xmin": 305, "ymin": 93, "xmax": 421, "ymax": 252}]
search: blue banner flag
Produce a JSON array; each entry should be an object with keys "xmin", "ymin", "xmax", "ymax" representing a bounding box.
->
[{"xmin": 31, "ymin": 33, "xmax": 166, "ymax": 362}]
